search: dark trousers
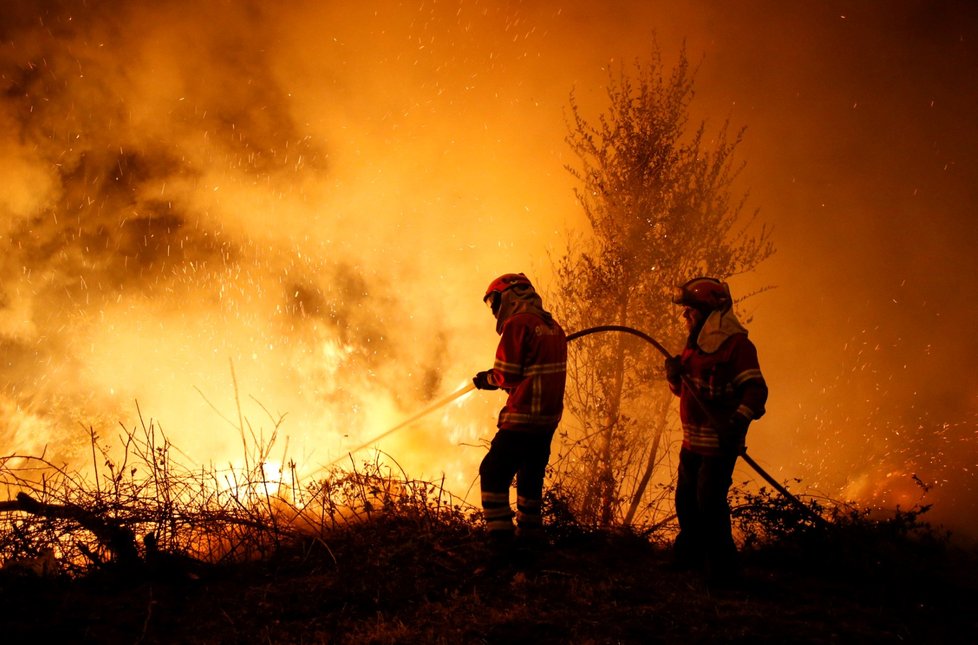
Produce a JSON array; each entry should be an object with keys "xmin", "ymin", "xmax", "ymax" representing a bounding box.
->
[
  {"xmin": 479, "ymin": 428, "xmax": 555, "ymax": 539},
  {"xmin": 674, "ymin": 448, "xmax": 739, "ymax": 573}
]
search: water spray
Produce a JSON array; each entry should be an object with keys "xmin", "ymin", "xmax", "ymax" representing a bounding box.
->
[{"xmin": 327, "ymin": 382, "xmax": 476, "ymax": 467}]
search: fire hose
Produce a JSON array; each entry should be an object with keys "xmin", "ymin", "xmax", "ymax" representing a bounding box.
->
[
  {"xmin": 565, "ymin": 325, "xmax": 824, "ymax": 525},
  {"xmin": 334, "ymin": 324, "xmax": 822, "ymax": 525}
]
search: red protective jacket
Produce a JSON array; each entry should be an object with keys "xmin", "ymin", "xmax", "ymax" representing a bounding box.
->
[
  {"xmin": 668, "ymin": 332, "xmax": 767, "ymax": 456},
  {"xmin": 487, "ymin": 312, "xmax": 567, "ymax": 430}
]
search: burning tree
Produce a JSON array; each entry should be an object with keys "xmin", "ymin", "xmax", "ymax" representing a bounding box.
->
[{"xmin": 549, "ymin": 45, "xmax": 774, "ymax": 527}]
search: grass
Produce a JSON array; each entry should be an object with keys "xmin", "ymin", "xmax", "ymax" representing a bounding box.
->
[{"xmin": 0, "ymin": 420, "xmax": 976, "ymax": 643}]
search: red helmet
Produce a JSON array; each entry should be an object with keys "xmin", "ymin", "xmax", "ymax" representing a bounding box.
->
[
  {"xmin": 484, "ymin": 273, "xmax": 533, "ymax": 301},
  {"xmin": 672, "ymin": 277, "xmax": 731, "ymax": 311},
  {"xmin": 484, "ymin": 273, "xmax": 533, "ymax": 314}
]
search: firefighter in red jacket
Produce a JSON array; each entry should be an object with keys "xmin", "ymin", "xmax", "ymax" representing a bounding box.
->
[
  {"xmin": 473, "ymin": 273, "xmax": 567, "ymax": 563},
  {"xmin": 665, "ymin": 277, "xmax": 768, "ymax": 581}
]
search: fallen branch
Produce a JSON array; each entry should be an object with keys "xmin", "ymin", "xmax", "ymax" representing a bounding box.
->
[{"xmin": 0, "ymin": 492, "xmax": 140, "ymax": 568}]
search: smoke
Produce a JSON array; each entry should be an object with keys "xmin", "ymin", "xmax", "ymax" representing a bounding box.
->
[
  {"xmin": 690, "ymin": 1, "xmax": 978, "ymax": 537},
  {"xmin": 1, "ymin": 1, "xmax": 976, "ymax": 537},
  {"xmin": 0, "ymin": 0, "xmax": 509, "ymax": 479}
]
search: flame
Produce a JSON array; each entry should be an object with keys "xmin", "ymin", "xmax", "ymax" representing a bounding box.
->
[
  {"xmin": 218, "ymin": 460, "xmax": 289, "ymax": 502},
  {"xmin": 0, "ymin": 2, "xmax": 976, "ymax": 538}
]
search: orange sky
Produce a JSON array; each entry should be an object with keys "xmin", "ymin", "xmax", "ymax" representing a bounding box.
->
[{"xmin": 1, "ymin": 1, "xmax": 976, "ymax": 537}]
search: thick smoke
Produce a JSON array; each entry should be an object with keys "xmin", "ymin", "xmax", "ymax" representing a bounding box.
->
[
  {"xmin": 0, "ymin": 1, "xmax": 490, "ymax": 477},
  {"xmin": 1, "ymin": 1, "xmax": 976, "ymax": 537}
]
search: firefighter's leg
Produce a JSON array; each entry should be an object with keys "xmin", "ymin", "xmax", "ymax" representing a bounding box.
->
[
  {"xmin": 673, "ymin": 448, "xmax": 705, "ymax": 568},
  {"xmin": 514, "ymin": 429, "xmax": 554, "ymax": 544},
  {"xmin": 479, "ymin": 431, "xmax": 521, "ymax": 549},
  {"xmin": 699, "ymin": 452, "xmax": 740, "ymax": 580}
]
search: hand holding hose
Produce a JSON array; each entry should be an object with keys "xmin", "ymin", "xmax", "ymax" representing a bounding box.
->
[
  {"xmin": 663, "ymin": 355, "xmax": 683, "ymax": 382},
  {"xmin": 473, "ymin": 370, "xmax": 499, "ymax": 390},
  {"xmin": 719, "ymin": 414, "xmax": 750, "ymax": 456}
]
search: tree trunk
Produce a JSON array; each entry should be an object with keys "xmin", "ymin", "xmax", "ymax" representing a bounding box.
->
[
  {"xmin": 598, "ymin": 291, "xmax": 630, "ymax": 526},
  {"xmin": 623, "ymin": 397, "xmax": 669, "ymax": 526}
]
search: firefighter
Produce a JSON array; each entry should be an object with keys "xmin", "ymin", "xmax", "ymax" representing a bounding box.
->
[
  {"xmin": 664, "ymin": 277, "xmax": 768, "ymax": 582},
  {"xmin": 472, "ymin": 273, "xmax": 567, "ymax": 566}
]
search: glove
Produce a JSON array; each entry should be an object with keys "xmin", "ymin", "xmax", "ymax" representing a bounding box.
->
[
  {"xmin": 719, "ymin": 414, "xmax": 750, "ymax": 455},
  {"xmin": 664, "ymin": 355, "xmax": 683, "ymax": 381},
  {"xmin": 473, "ymin": 370, "xmax": 499, "ymax": 391}
]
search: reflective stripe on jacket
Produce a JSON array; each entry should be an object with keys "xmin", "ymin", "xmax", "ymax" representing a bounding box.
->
[
  {"xmin": 667, "ymin": 332, "xmax": 767, "ymax": 455},
  {"xmin": 488, "ymin": 312, "xmax": 567, "ymax": 430}
]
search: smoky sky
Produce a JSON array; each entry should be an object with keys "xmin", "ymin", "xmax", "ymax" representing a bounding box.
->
[
  {"xmin": 1, "ymin": 0, "xmax": 976, "ymax": 535},
  {"xmin": 683, "ymin": 1, "xmax": 978, "ymax": 537},
  {"xmin": 0, "ymin": 0, "xmax": 462, "ymax": 468}
]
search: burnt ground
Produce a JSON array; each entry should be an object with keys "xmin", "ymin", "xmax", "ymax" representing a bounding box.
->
[{"xmin": 1, "ymin": 514, "xmax": 976, "ymax": 644}]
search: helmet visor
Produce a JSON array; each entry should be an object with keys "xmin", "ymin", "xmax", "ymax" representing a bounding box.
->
[{"xmin": 484, "ymin": 291, "xmax": 501, "ymax": 316}]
